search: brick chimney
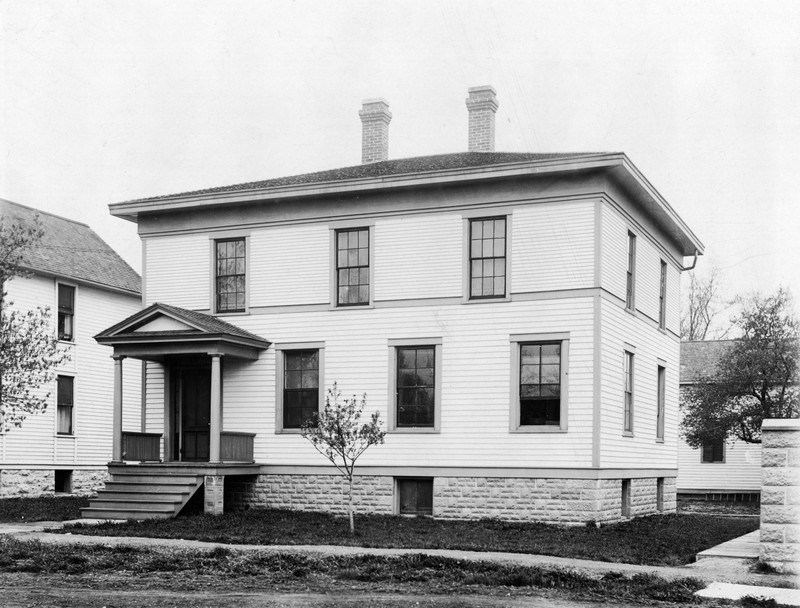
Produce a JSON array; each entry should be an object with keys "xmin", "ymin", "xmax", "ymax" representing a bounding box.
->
[
  {"xmin": 465, "ymin": 85, "xmax": 498, "ymax": 152},
  {"xmin": 359, "ymin": 98, "xmax": 392, "ymax": 163}
]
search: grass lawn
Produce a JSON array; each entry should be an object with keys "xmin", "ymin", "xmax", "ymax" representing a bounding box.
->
[
  {"xmin": 0, "ymin": 496, "xmax": 89, "ymax": 522},
  {"xmin": 62, "ymin": 508, "xmax": 758, "ymax": 566}
]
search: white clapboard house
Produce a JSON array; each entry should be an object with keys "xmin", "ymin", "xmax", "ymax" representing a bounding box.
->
[
  {"xmin": 0, "ymin": 199, "xmax": 142, "ymax": 497},
  {"xmin": 84, "ymin": 86, "xmax": 703, "ymax": 523},
  {"xmin": 677, "ymin": 340, "xmax": 761, "ymax": 501}
]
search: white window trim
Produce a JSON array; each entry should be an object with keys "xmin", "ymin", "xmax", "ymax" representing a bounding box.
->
[
  {"xmin": 623, "ymin": 350, "xmax": 635, "ymax": 436},
  {"xmin": 461, "ymin": 210, "xmax": 513, "ymax": 303},
  {"xmin": 56, "ymin": 373, "xmax": 76, "ymax": 437},
  {"xmin": 658, "ymin": 259, "xmax": 667, "ymax": 330},
  {"xmin": 209, "ymin": 234, "xmax": 250, "ymax": 315},
  {"xmin": 329, "ymin": 221, "xmax": 375, "ymax": 309},
  {"xmin": 656, "ymin": 365, "xmax": 666, "ymax": 442},
  {"xmin": 55, "ymin": 280, "xmax": 77, "ymax": 344},
  {"xmin": 274, "ymin": 342, "xmax": 325, "ymax": 434},
  {"xmin": 626, "ymin": 231, "xmax": 637, "ymax": 312},
  {"xmin": 509, "ymin": 332, "xmax": 569, "ymax": 433},
  {"xmin": 387, "ymin": 338, "xmax": 442, "ymax": 433}
]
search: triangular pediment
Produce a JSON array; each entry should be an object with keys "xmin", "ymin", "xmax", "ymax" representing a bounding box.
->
[{"xmin": 133, "ymin": 315, "xmax": 196, "ymax": 333}]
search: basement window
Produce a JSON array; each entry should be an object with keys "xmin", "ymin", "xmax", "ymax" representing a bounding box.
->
[
  {"xmin": 397, "ymin": 478, "xmax": 433, "ymax": 516},
  {"xmin": 621, "ymin": 479, "xmax": 631, "ymax": 518},
  {"xmin": 55, "ymin": 470, "xmax": 72, "ymax": 494}
]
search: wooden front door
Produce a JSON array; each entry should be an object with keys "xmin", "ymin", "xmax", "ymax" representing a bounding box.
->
[{"xmin": 178, "ymin": 367, "xmax": 211, "ymax": 461}]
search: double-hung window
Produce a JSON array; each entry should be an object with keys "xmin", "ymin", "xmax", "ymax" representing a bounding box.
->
[
  {"xmin": 659, "ymin": 260, "xmax": 667, "ymax": 329},
  {"xmin": 469, "ymin": 217, "xmax": 506, "ymax": 299},
  {"xmin": 511, "ymin": 334, "xmax": 568, "ymax": 431},
  {"xmin": 702, "ymin": 439, "xmax": 724, "ymax": 463},
  {"xmin": 215, "ymin": 238, "xmax": 246, "ymax": 313},
  {"xmin": 57, "ymin": 284, "xmax": 75, "ymax": 341},
  {"xmin": 389, "ymin": 340, "xmax": 442, "ymax": 431},
  {"xmin": 656, "ymin": 365, "xmax": 665, "ymax": 441},
  {"xmin": 281, "ymin": 349, "xmax": 320, "ymax": 430},
  {"xmin": 626, "ymin": 232, "xmax": 636, "ymax": 311},
  {"xmin": 623, "ymin": 351, "xmax": 634, "ymax": 434},
  {"xmin": 336, "ymin": 228, "xmax": 370, "ymax": 306},
  {"xmin": 57, "ymin": 375, "xmax": 74, "ymax": 435}
]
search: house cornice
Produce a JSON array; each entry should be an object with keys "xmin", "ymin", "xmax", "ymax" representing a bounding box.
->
[{"xmin": 17, "ymin": 265, "xmax": 142, "ymax": 298}]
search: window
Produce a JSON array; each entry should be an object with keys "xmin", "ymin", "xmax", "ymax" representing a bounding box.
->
[
  {"xmin": 57, "ymin": 375, "xmax": 74, "ymax": 435},
  {"xmin": 469, "ymin": 217, "xmax": 506, "ymax": 299},
  {"xmin": 215, "ymin": 238, "xmax": 246, "ymax": 313},
  {"xmin": 511, "ymin": 334, "xmax": 569, "ymax": 431},
  {"xmin": 626, "ymin": 232, "xmax": 636, "ymax": 310},
  {"xmin": 702, "ymin": 439, "xmax": 725, "ymax": 463},
  {"xmin": 336, "ymin": 228, "xmax": 370, "ymax": 306},
  {"xmin": 282, "ymin": 350, "xmax": 320, "ymax": 430},
  {"xmin": 623, "ymin": 351, "xmax": 634, "ymax": 434},
  {"xmin": 55, "ymin": 470, "xmax": 72, "ymax": 494},
  {"xmin": 621, "ymin": 479, "xmax": 631, "ymax": 517},
  {"xmin": 396, "ymin": 346, "xmax": 436, "ymax": 428},
  {"xmin": 656, "ymin": 366, "xmax": 666, "ymax": 441},
  {"xmin": 397, "ymin": 478, "xmax": 433, "ymax": 515},
  {"xmin": 656, "ymin": 478, "xmax": 665, "ymax": 512},
  {"xmin": 57, "ymin": 284, "xmax": 75, "ymax": 341},
  {"xmin": 659, "ymin": 260, "xmax": 667, "ymax": 329}
]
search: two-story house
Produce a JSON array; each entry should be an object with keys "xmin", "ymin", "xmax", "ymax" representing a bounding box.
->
[
  {"xmin": 85, "ymin": 86, "xmax": 703, "ymax": 523},
  {"xmin": 0, "ymin": 199, "xmax": 142, "ymax": 497}
]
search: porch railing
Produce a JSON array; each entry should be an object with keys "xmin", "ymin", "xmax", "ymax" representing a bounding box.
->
[
  {"xmin": 122, "ymin": 432, "xmax": 162, "ymax": 462},
  {"xmin": 221, "ymin": 432, "xmax": 255, "ymax": 462}
]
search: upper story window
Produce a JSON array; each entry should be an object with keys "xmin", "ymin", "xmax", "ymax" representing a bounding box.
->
[
  {"xmin": 336, "ymin": 228, "xmax": 370, "ymax": 306},
  {"xmin": 656, "ymin": 365, "xmax": 665, "ymax": 441},
  {"xmin": 215, "ymin": 238, "xmax": 246, "ymax": 313},
  {"xmin": 57, "ymin": 375, "xmax": 74, "ymax": 435},
  {"xmin": 659, "ymin": 260, "xmax": 667, "ymax": 329},
  {"xmin": 626, "ymin": 232, "xmax": 636, "ymax": 311},
  {"xmin": 469, "ymin": 217, "xmax": 506, "ymax": 299},
  {"xmin": 282, "ymin": 349, "xmax": 320, "ymax": 430},
  {"xmin": 57, "ymin": 284, "xmax": 75, "ymax": 341},
  {"xmin": 702, "ymin": 438, "xmax": 724, "ymax": 463},
  {"xmin": 623, "ymin": 351, "xmax": 634, "ymax": 434}
]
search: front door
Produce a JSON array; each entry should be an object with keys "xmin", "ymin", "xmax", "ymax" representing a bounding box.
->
[{"xmin": 177, "ymin": 367, "xmax": 211, "ymax": 461}]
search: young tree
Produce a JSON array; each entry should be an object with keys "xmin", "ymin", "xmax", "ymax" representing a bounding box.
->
[
  {"xmin": 681, "ymin": 288, "xmax": 799, "ymax": 446},
  {"xmin": 681, "ymin": 267, "xmax": 730, "ymax": 341},
  {"xmin": 0, "ymin": 214, "xmax": 69, "ymax": 432},
  {"xmin": 301, "ymin": 384, "xmax": 386, "ymax": 534}
]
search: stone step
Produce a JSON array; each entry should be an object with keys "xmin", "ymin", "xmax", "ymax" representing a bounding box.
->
[
  {"xmin": 104, "ymin": 481, "xmax": 198, "ymax": 493},
  {"xmin": 109, "ymin": 474, "xmax": 202, "ymax": 484},
  {"xmin": 87, "ymin": 498, "xmax": 182, "ymax": 509},
  {"xmin": 94, "ymin": 490, "xmax": 189, "ymax": 502},
  {"xmin": 81, "ymin": 507, "xmax": 174, "ymax": 520}
]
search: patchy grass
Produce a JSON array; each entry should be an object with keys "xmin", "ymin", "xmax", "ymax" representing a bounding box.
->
[
  {"xmin": 0, "ymin": 537, "xmax": 708, "ymax": 605},
  {"xmin": 63, "ymin": 509, "xmax": 758, "ymax": 566},
  {"xmin": 0, "ymin": 496, "xmax": 89, "ymax": 522}
]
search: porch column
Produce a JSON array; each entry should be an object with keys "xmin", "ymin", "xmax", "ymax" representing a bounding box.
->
[
  {"xmin": 112, "ymin": 355, "xmax": 126, "ymax": 463},
  {"xmin": 209, "ymin": 354, "xmax": 222, "ymax": 463}
]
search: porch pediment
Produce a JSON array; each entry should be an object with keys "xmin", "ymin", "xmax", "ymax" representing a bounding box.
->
[{"xmin": 95, "ymin": 302, "xmax": 270, "ymax": 360}]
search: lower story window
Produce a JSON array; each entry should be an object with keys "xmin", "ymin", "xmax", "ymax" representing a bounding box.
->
[
  {"xmin": 57, "ymin": 375, "xmax": 74, "ymax": 435},
  {"xmin": 702, "ymin": 439, "xmax": 724, "ymax": 463},
  {"xmin": 398, "ymin": 478, "xmax": 433, "ymax": 515},
  {"xmin": 511, "ymin": 335, "xmax": 569, "ymax": 431},
  {"xmin": 283, "ymin": 350, "xmax": 319, "ymax": 429}
]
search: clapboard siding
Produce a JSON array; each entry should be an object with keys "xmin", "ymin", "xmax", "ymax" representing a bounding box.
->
[
  {"xmin": 223, "ymin": 297, "xmax": 595, "ymax": 468},
  {"xmin": 144, "ymin": 234, "xmax": 208, "ymax": 307},
  {"xmin": 0, "ymin": 275, "xmax": 141, "ymax": 466},
  {"xmin": 512, "ymin": 201, "xmax": 595, "ymax": 293},
  {"xmin": 600, "ymin": 202, "xmax": 628, "ymax": 301},
  {"xmin": 374, "ymin": 214, "xmax": 462, "ymax": 300},
  {"xmin": 665, "ymin": 263, "xmax": 680, "ymax": 335},
  {"xmin": 635, "ymin": 234, "xmax": 661, "ymax": 322},
  {"xmin": 677, "ymin": 438, "xmax": 761, "ymax": 491},
  {"xmin": 249, "ymin": 224, "xmax": 330, "ymax": 306},
  {"xmin": 598, "ymin": 297, "xmax": 680, "ymax": 468}
]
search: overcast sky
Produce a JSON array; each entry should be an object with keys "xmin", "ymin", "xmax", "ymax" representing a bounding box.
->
[{"xmin": 2, "ymin": 0, "xmax": 798, "ymax": 315}]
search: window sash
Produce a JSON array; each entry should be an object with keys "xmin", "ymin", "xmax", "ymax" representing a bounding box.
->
[
  {"xmin": 282, "ymin": 350, "xmax": 319, "ymax": 429},
  {"xmin": 215, "ymin": 238, "xmax": 246, "ymax": 312},
  {"xmin": 623, "ymin": 352, "xmax": 634, "ymax": 433},
  {"xmin": 57, "ymin": 376, "xmax": 74, "ymax": 435},
  {"xmin": 398, "ymin": 478, "xmax": 433, "ymax": 515},
  {"xmin": 702, "ymin": 439, "xmax": 724, "ymax": 463},
  {"xmin": 656, "ymin": 366, "xmax": 665, "ymax": 440},
  {"xmin": 396, "ymin": 346, "xmax": 435, "ymax": 427},
  {"xmin": 626, "ymin": 233, "xmax": 636, "ymax": 310},
  {"xmin": 469, "ymin": 217, "xmax": 506, "ymax": 299},
  {"xmin": 519, "ymin": 342, "xmax": 561, "ymax": 426},
  {"xmin": 336, "ymin": 228, "xmax": 370, "ymax": 306},
  {"xmin": 57, "ymin": 285, "xmax": 75, "ymax": 341},
  {"xmin": 659, "ymin": 261, "xmax": 667, "ymax": 329}
]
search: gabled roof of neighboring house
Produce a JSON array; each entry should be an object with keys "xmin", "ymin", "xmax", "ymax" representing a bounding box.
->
[
  {"xmin": 1, "ymin": 198, "xmax": 141, "ymax": 295},
  {"xmin": 680, "ymin": 340, "xmax": 736, "ymax": 384}
]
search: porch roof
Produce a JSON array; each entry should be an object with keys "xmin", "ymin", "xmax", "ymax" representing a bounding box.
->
[{"xmin": 95, "ymin": 302, "xmax": 270, "ymax": 361}]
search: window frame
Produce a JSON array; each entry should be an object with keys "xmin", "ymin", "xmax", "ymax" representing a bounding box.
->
[
  {"xmin": 509, "ymin": 333, "xmax": 569, "ymax": 433},
  {"xmin": 334, "ymin": 226, "xmax": 372, "ymax": 307},
  {"xmin": 56, "ymin": 283, "xmax": 76, "ymax": 342},
  {"xmin": 658, "ymin": 260, "xmax": 667, "ymax": 330},
  {"xmin": 701, "ymin": 438, "xmax": 725, "ymax": 463},
  {"xmin": 626, "ymin": 231, "xmax": 636, "ymax": 311},
  {"xmin": 388, "ymin": 338, "xmax": 442, "ymax": 433},
  {"xmin": 467, "ymin": 216, "xmax": 508, "ymax": 300},
  {"xmin": 656, "ymin": 365, "xmax": 666, "ymax": 442},
  {"xmin": 211, "ymin": 236, "xmax": 249, "ymax": 314},
  {"xmin": 275, "ymin": 342, "xmax": 325, "ymax": 434},
  {"xmin": 396, "ymin": 477, "xmax": 434, "ymax": 516},
  {"xmin": 56, "ymin": 374, "xmax": 75, "ymax": 436},
  {"xmin": 623, "ymin": 350, "xmax": 635, "ymax": 436}
]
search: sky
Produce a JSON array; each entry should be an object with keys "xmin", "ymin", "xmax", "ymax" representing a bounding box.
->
[{"xmin": 2, "ymin": 0, "xmax": 799, "ymax": 319}]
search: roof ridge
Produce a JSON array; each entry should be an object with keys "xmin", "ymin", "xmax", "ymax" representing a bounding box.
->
[{"xmin": 0, "ymin": 197, "xmax": 90, "ymax": 228}]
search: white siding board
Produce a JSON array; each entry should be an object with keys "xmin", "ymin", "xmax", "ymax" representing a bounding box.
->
[
  {"xmin": 677, "ymin": 438, "xmax": 761, "ymax": 492},
  {"xmin": 144, "ymin": 235, "xmax": 208, "ymax": 307},
  {"xmin": 512, "ymin": 201, "xmax": 595, "ymax": 293},
  {"xmin": 600, "ymin": 202, "xmax": 628, "ymax": 301}
]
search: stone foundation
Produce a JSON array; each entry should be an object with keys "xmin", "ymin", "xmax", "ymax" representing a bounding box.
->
[
  {"xmin": 0, "ymin": 468, "xmax": 109, "ymax": 498},
  {"xmin": 225, "ymin": 473, "xmax": 675, "ymax": 524}
]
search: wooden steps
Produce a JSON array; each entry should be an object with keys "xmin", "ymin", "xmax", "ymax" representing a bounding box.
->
[{"xmin": 82, "ymin": 466, "xmax": 204, "ymax": 520}]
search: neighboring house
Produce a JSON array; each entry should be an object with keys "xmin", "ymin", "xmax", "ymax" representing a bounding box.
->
[
  {"xmin": 0, "ymin": 199, "xmax": 142, "ymax": 497},
  {"xmin": 677, "ymin": 340, "xmax": 761, "ymax": 500},
  {"xmin": 85, "ymin": 86, "xmax": 703, "ymax": 523}
]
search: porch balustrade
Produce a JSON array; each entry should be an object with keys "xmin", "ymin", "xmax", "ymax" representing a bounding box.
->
[
  {"xmin": 220, "ymin": 432, "xmax": 255, "ymax": 463},
  {"xmin": 122, "ymin": 432, "xmax": 162, "ymax": 462}
]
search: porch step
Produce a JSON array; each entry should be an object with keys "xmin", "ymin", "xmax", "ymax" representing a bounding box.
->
[{"xmin": 82, "ymin": 466, "xmax": 205, "ymax": 521}]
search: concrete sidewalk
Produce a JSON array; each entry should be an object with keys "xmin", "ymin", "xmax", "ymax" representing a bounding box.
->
[{"xmin": 2, "ymin": 521, "xmax": 798, "ymax": 605}]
